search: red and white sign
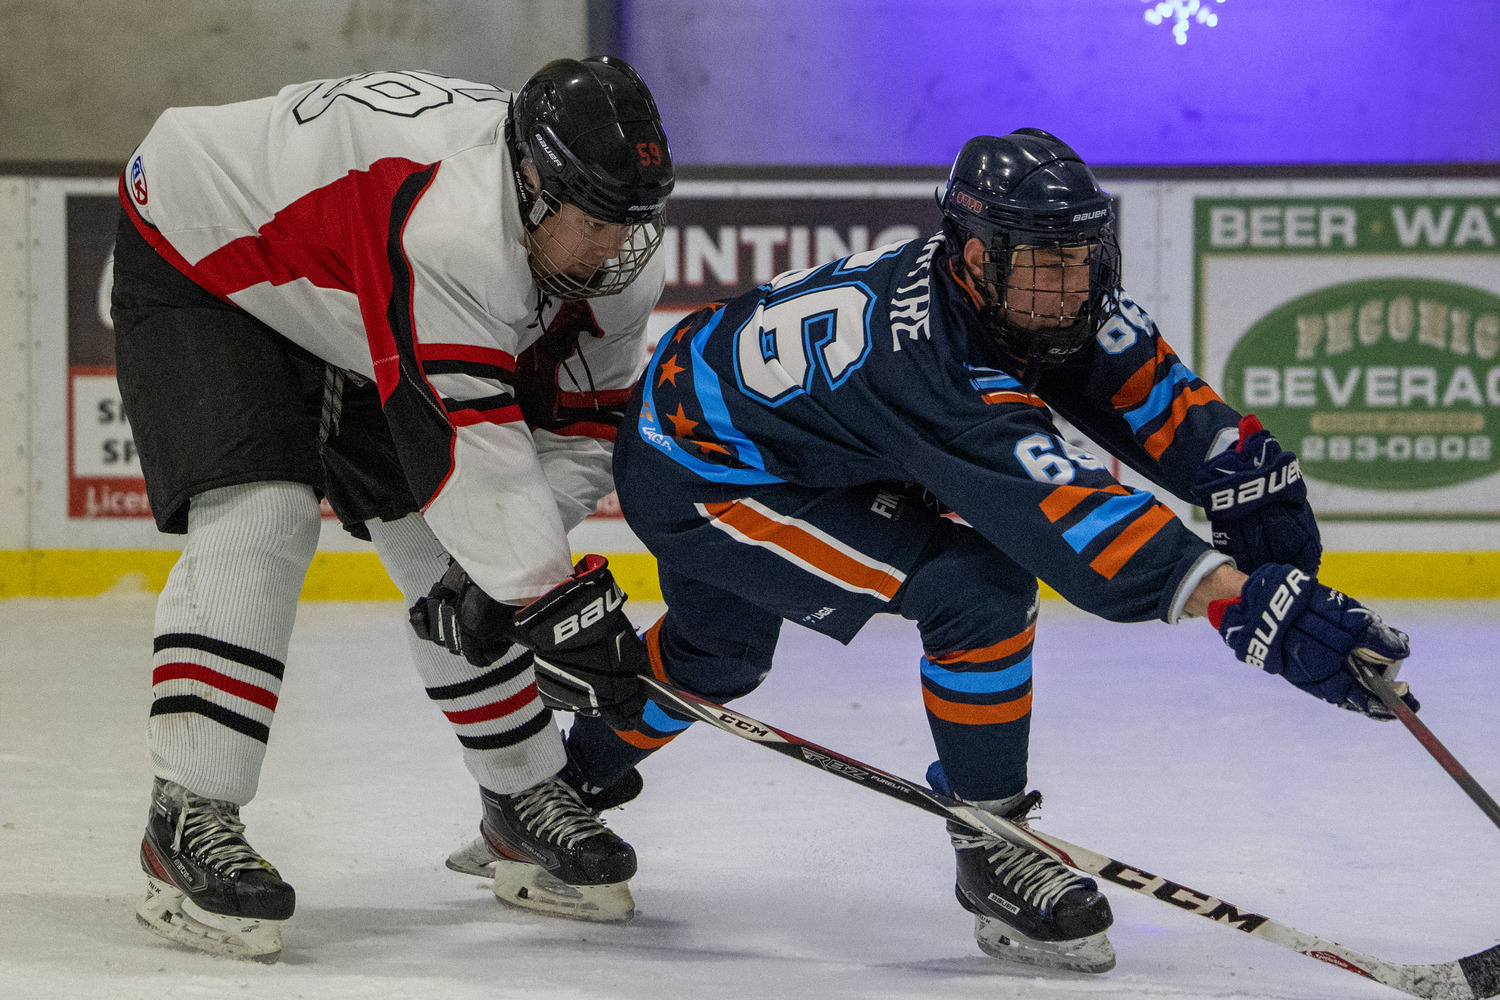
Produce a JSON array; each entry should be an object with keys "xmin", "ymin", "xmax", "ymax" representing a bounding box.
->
[{"xmin": 68, "ymin": 367, "xmax": 150, "ymax": 519}]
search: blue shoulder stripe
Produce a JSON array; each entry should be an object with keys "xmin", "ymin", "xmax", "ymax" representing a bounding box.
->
[
  {"xmin": 963, "ymin": 363, "xmax": 1024, "ymax": 394},
  {"xmin": 638, "ymin": 311, "xmax": 784, "ymax": 486},
  {"xmin": 688, "ymin": 309, "xmax": 776, "ymax": 472}
]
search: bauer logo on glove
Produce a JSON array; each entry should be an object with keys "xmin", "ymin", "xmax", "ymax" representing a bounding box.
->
[
  {"xmin": 513, "ymin": 555, "xmax": 651, "ymax": 729},
  {"xmin": 1193, "ymin": 414, "xmax": 1322, "ymax": 575},
  {"xmin": 1204, "ymin": 457, "xmax": 1303, "ymax": 513},
  {"xmin": 1208, "ymin": 563, "xmax": 1415, "ymax": 720},
  {"xmin": 1234, "ymin": 566, "xmax": 1310, "ymax": 669},
  {"xmin": 551, "ymin": 582, "xmax": 625, "ymax": 645}
]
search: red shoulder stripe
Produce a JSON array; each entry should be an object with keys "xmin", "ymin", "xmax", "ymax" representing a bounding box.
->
[
  {"xmin": 419, "ymin": 342, "xmax": 517, "ymax": 371},
  {"xmin": 449, "ymin": 404, "xmax": 523, "ymax": 427}
]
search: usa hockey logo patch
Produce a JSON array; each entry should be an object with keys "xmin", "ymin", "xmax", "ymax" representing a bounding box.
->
[{"xmin": 129, "ymin": 156, "xmax": 148, "ymax": 205}]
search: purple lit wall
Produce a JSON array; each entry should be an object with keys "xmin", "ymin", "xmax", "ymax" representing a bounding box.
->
[{"xmin": 622, "ymin": 0, "xmax": 1500, "ymax": 166}]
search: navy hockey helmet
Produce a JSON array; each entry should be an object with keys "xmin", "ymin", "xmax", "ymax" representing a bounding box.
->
[
  {"xmin": 507, "ymin": 56, "xmax": 675, "ymax": 299},
  {"xmin": 940, "ymin": 129, "xmax": 1120, "ymax": 385}
]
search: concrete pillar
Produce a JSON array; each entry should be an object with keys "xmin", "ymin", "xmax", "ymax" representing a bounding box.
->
[{"xmin": 0, "ymin": 0, "xmax": 588, "ymax": 163}]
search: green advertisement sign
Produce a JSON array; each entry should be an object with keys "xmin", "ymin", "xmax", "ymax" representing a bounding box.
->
[
  {"xmin": 1222, "ymin": 277, "xmax": 1499, "ymax": 490},
  {"xmin": 1195, "ymin": 194, "xmax": 1500, "ymax": 519}
]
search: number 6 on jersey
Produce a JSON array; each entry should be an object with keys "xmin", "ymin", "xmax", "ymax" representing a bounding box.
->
[{"xmin": 735, "ymin": 285, "xmax": 873, "ymax": 406}]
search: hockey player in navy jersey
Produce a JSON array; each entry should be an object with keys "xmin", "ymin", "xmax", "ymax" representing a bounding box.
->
[
  {"xmin": 415, "ymin": 129, "xmax": 1417, "ymax": 973},
  {"xmin": 113, "ymin": 58, "xmax": 672, "ymax": 959}
]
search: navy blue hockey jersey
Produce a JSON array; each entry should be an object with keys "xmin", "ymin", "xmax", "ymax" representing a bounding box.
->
[{"xmin": 635, "ymin": 234, "xmax": 1241, "ymax": 622}]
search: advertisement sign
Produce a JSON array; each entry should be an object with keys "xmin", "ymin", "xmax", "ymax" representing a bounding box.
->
[
  {"xmin": 1195, "ymin": 193, "xmax": 1500, "ymax": 519},
  {"xmin": 12, "ymin": 169, "xmax": 1500, "ymax": 596},
  {"xmin": 45, "ymin": 178, "xmax": 949, "ymax": 535},
  {"xmin": 64, "ymin": 193, "xmax": 148, "ymax": 519},
  {"xmin": 657, "ymin": 179, "xmax": 944, "ymax": 311}
]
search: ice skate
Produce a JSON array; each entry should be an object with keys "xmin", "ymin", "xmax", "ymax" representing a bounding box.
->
[
  {"xmin": 445, "ymin": 836, "xmax": 501, "ymax": 879},
  {"xmin": 455, "ymin": 775, "xmax": 637, "ymax": 922},
  {"xmin": 952, "ymin": 791, "xmax": 1116, "ymax": 974},
  {"xmin": 135, "ymin": 777, "xmax": 294, "ymax": 962},
  {"xmin": 446, "ymin": 766, "xmax": 641, "ymax": 879}
]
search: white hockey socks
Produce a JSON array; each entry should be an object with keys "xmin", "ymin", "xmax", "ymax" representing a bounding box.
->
[
  {"xmin": 148, "ymin": 481, "xmax": 321, "ymax": 805},
  {"xmin": 367, "ymin": 514, "xmax": 565, "ymax": 794}
]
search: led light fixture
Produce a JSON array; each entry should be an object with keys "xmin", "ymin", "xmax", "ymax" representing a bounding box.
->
[{"xmin": 1142, "ymin": 0, "xmax": 1226, "ymax": 44}]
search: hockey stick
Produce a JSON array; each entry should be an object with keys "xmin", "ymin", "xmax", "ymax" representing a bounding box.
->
[
  {"xmin": 1352, "ymin": 658, "xmax": 1500, "ymax": 834},
  {"xmin": 569, "ymin": 666, "xmax": 1500, "ymax": 1000}
]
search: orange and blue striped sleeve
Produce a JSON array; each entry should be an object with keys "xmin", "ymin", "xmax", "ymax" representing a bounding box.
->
[
  {"xmin": 903, "ymin": 402, "xmax": 1218, "ymax": 624},
  {"xmin": 1037, "ymin": 292, "xmax": 1240, "ymax": 499}
]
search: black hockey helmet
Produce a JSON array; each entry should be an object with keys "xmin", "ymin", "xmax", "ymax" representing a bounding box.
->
[
  {"xmin": 940, "ymin": 129, "xmax": 1120, "ymax": 385},
  {"xmin": 506, "ymin": 56, "xmax": 675, "ymax": 299}
]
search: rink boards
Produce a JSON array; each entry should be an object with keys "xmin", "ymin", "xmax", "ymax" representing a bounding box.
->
[{"xmin": 1, "ymin": 167, "xmax": 1497, "ymax": 599}]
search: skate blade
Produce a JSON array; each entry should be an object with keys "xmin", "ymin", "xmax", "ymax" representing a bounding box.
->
[
  {"xmin": 974, "ymin": 914, "xmax": 1116, "ymax": 974},
  {"xmin": 446, "ymin": 836, "xmax": 498, "ymax": 879},
  {"xmin": 136, "ymin": 877, "xmax": 283, "ymax": 963},
  {"xmin": 490, "ymin": 858, "xmax": 635, "ymax": 924}
]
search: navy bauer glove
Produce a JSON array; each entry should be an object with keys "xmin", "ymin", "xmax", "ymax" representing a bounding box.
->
[
  {"xmin": 1194, "ymin": 414, "xmax": 1322, "ymax": 575},
  {"xmin": 1208, "ymin": 563, "xmax": 1416, "ymax": 720}
]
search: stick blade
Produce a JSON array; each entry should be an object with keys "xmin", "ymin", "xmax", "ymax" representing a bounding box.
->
[
  {"xmin": 1461, "ymin": 945, "xmax": 1500, "ymax": 999},
  {"xmin": 1380, "ymin": 947, "xmax": 1500, "ymax": 1000}
]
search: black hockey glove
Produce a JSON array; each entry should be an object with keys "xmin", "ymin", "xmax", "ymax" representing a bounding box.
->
[
  {"xmin": 408, "ymin": 560, "xmax": 521, "ymax": 668},
  {"xmin": 1209, "ymin": 563, "xmax": 1417, "ymax": 720},
  {"xmin": 511, "ymin": 555, "xmax": 649, "ymax": 730},
  {"xmin": 1193, "ymin": 415, "xmax": 1322, "ymax": 575}
]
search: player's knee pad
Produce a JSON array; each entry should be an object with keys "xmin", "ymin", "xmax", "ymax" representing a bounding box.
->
[
  {"xmin": 183, "ymin": 481, "xmax": 321, "ymax": 569},
  {"xmin": 652, "ymin": 614, "xmax": 777, "ymax": 703},
  {"xmin": 897, "ymin": 521, "xmax": 1039, "ymax": 653}
]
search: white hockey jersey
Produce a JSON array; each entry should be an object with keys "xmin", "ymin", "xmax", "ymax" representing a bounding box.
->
[{"xmin": 119, "ymin": 70, "xmax": 664, "ymax": 602}]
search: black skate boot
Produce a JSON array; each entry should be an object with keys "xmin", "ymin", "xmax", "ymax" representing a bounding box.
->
[
  {"xmin": 564, "ymin": 763, "xmax": 644, "ymax": 814},
  {"xmin": 451, "ymin": 775, "xmax": 637, "ymax": 922},
  {"xmin": 446, "ymin": 766, "xmax": 640, "ymax": 880},
  {"xmin": 952, "ymin": 791, "xmax": 1115, "ymax": 973},
  {"xmin": 135, "ymin": 777, "xmax": 294, "ymax": 962}
]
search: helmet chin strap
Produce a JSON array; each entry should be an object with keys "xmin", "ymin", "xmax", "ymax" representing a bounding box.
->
[{"xmin": 945, "ymin": 256, "xmax": 988, "ymax": 311}]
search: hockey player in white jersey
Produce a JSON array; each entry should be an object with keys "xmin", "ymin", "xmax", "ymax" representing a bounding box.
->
[{"xmin": 113, "ymin": 57, "xmax": 673, "ymax": 961}]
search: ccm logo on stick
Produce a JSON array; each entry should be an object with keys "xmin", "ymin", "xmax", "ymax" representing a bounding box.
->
[
  {"xmin": 552, "ymin": 586, "xmax": 624, "ymax": 643},
  {"xmin": 1098, "ymin": 861, "xmax": 1268, "ymax": 932},
  {"xmin": 718, "ymin": 713, "xmax": 770, "ymax": 738}
]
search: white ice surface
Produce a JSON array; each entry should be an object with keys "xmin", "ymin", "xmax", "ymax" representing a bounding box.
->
[{"xmin": 2, "ymin": 594, "xmax": 1497, "ymax": 1000}]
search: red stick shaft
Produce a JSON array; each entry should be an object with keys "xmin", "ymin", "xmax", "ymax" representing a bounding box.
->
[{"xmin": 1362, "ymin": 666, "xmax": 1500, "ymax": 834}]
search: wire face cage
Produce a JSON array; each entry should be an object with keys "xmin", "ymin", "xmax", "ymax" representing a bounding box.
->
[
  {"xmin": 978, "ymin": 231, "xmax": 1123, "ymax": 377},
  {"xmin": 527, "ymin": 190, "xmax": 665, "ymax": 301}
]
